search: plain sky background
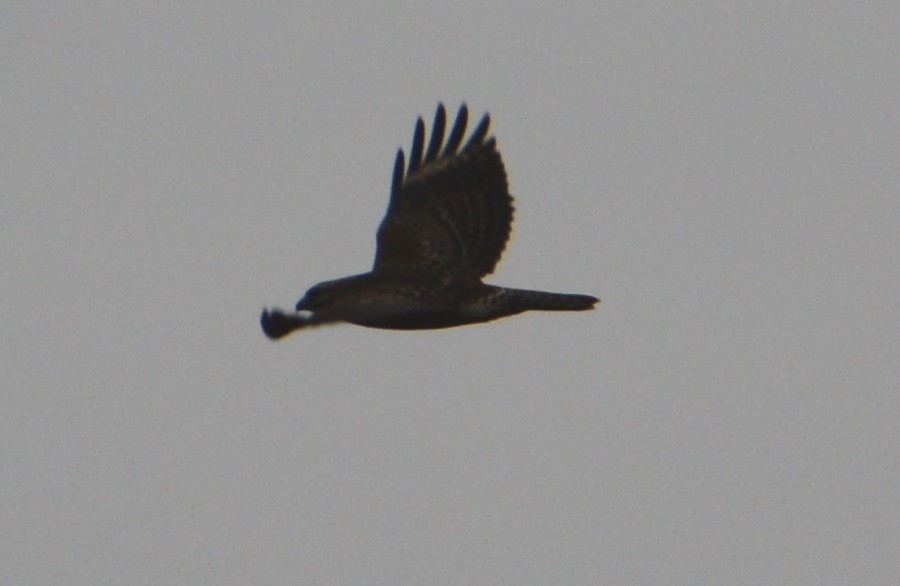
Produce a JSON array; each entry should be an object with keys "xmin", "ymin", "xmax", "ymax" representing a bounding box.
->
[{"xmin": 3, "ymin": 3, "xmax": 898, "ymax": 584}]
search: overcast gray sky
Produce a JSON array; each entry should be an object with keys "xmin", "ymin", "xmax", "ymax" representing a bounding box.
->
[{"xmin": 3, "ymin": 2, "xmax": 899, "ymax": 584}]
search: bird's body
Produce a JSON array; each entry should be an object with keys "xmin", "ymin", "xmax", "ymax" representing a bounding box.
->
[{"xmin": 261, "ymin": 104, "xmax": 598, "ymax": 339}]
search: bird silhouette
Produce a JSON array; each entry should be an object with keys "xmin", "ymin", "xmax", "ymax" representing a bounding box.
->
[{"xmin": 261, "ymin": 104, "xmax": 598, "ymax": 339}]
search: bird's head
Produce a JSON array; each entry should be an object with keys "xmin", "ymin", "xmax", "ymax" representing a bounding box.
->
[
  {"xmin": 295, "ymin": 274, "xmax": 370, "ymax": 313},
  {"xmin": 295, "ymin": 282, "xmax": 331, "ymax": 313}
]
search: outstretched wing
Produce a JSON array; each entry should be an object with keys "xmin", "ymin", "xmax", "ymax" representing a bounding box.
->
[{"xmin": 372, "ymin": 104, "xmax": 514, "ymax": 281}]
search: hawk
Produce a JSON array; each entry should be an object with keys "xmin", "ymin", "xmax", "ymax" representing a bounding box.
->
[{"xmin": 261, "ymin": 104, "xmax": 599, "ymax": 339}]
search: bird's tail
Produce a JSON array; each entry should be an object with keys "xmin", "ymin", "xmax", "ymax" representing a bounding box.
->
[{"xmin": 501, "ymin": 288, "xmax": 600, "ymax": 312}]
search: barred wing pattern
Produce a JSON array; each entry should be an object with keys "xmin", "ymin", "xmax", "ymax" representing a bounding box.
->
[
  {"xmin": 372, "ymin": 104, "xmax": 514, "ymax": 281},
  {"xmin": 259, "ymin": 103, "xmax": 599, "ymax": 339}
]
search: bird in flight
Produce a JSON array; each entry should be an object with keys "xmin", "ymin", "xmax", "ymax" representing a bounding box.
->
[{"xmin": 261, "ymin": 104, "xmax": 599, "ymax": 339}]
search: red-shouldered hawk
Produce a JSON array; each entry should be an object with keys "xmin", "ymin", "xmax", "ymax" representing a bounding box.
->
[{"xmin": 261, "ymin": 104, "xmax": 598, "ymax": 338}]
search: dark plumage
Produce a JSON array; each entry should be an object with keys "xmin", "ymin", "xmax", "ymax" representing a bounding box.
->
[{"xmin": 261, "ymin": 104, "xmax": 598, "ymax": 339}]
